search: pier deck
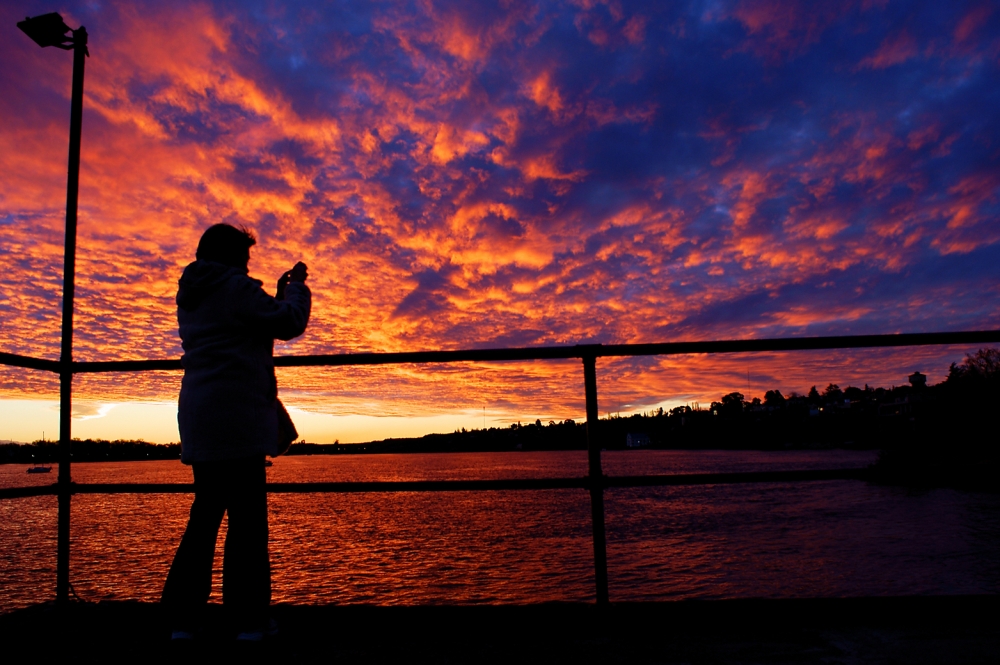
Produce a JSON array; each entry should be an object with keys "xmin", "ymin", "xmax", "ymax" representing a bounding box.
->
[{"xmin": 2, "ymin": 596, "xmax": 997, "ymax": 663}]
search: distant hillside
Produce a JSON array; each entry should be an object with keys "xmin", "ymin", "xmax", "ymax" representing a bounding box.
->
[{"xmin": 1, "ymin": 439, "xmax": 179, "ymax": 464}]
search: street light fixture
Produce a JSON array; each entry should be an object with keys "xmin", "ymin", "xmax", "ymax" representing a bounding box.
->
[
  {"xmin": 18, "ymin": 12, "xmax": 89, "ymax": 605},
  {"xmin": 17, "ymin": 12, "xmax": 76, "ymax": 49}
]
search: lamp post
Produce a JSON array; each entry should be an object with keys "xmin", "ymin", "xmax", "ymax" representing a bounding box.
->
[{"xmin": 17, "ymin": 12, "xmax": 89, "ymax": 605}]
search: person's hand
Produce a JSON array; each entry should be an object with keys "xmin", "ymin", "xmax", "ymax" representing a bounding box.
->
[
  {"xmin": 276, "ymin": 271, "xmax": 291, "ymax": 300},
  {"xmin": 289, "ymin": 261, "xmax": 308, "ymax": 283},
  {"xmin": 276, "ymin": 262, "xmax": 307, "ymax": 300}
]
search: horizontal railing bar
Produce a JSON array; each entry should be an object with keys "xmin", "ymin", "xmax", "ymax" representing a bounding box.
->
[
  {"xmin": 3, "ymin": 330, "xmax": 990, "ymax": 374},
  {"xmin": 606, "ymin": 467, "xmax": 870, "ymax": 487},
  {"xmin": 74, "ymin": 358, "xmax": 182, "ymax": 372},
  {"xmin": 599, "ymin": 330, "xmax": 1000, "ymax": 358},
  {"xmin": 0, "ymin": 468, "xmax": 869, "ymax": 499},
  {"xmin": 0, "ymin": 352, "xmax": 60, "ymax": 373},
  {"xmin": 0, "ymin": 485, "xmax": 59, "ymax": 499}
]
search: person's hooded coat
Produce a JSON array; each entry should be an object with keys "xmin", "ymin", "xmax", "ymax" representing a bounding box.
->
[{"xmin": 176, "ymin": 260, "xmax": 311, "ymax": 463}]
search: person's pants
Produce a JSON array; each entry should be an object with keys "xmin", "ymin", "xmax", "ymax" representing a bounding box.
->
[{"xmin": 162, "ymin": 455, "xmax": 270, "ymax": 631}]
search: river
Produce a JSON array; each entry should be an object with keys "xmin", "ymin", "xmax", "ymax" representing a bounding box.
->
[{"xmin": 2, "ymin": 449, "xmax": 998, "ymax": 612}]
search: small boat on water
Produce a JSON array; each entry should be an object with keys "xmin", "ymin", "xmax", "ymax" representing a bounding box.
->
[{"xmin": 28, "ymin": 434, "xmax": 53, "ymax": 473}]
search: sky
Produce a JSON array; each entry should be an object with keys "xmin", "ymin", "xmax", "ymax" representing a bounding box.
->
[{"xmin": 1, "ymin": 0, "xmax": 998, "ymax": 443}]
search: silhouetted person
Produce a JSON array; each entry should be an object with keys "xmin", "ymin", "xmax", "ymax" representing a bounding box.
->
[{"xmin": 162, "ymin": 223, "xmax": 310, "ymax": 641}]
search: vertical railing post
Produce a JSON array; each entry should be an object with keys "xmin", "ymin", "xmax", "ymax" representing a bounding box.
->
[
  {"xmin": 56, "ymin": 26, "xmax": 88, "ymax": 605},
  {"xmin": 583, "ymin": 354, "xmax": 609, "ymax": 605}
]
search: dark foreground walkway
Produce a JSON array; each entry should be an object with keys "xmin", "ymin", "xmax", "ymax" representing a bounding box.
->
[{"xmin": 2, "ymin": 596, "xmax": 997, "ymax": 663}]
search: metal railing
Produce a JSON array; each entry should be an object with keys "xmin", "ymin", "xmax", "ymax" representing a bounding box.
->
[{"xmin": 3, "ymin": 329, "xmax": 998, "ymax": 605}]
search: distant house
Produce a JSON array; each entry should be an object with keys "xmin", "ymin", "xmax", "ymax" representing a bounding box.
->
[
  {"xmin": 909, "ymin": 371, "xmax": 927, "ymax": 388},
  {"xmin": 879, "ymin": 397, "xmax": 914, "ymax": 417},
  {"xmin": 626, "ymin": 433, "xmax": 650, "ymax": 448}
]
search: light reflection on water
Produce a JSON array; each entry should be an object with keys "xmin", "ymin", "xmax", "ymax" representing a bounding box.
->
[{"xmin": 2, "ymin": 450, "xmax": 998, "ymax": 613}]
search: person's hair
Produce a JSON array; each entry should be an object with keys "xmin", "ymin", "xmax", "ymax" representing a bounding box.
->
[{"xmin": 196, "ymin": 224, "xmax": 256, "ymax": 268}]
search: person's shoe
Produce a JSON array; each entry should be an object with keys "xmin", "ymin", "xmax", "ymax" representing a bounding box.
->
[{"xmin": 235, "ymin": 618, "xmax": 278, "ymax": 642}]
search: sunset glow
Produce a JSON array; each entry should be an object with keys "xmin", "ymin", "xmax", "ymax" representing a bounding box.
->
[{"xmin": 1, "ymin": 1, "xmax": 998, "ymax": 442}]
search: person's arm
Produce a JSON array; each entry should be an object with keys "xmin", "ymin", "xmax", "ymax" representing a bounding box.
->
[{"xmin": 236, "ymin": 263, "xmax": 311, "ymax": 341}]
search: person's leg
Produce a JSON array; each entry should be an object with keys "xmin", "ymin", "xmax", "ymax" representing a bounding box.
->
[
  {"xmin": 162, "ymin": 462, "xmax": 227, "ymax": 632},
  {"xmin": 222, "ymin": 455, "xmax": 271, "ymax": 632}
]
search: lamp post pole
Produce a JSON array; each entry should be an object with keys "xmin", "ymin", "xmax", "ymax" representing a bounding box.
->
[
  {"xmin": 55, "ymin": 24, "xmax": 87, "ymax": 605},
  {"xmin": 18, "ymin": 12, "xmax": 90, "ymax": 604}
]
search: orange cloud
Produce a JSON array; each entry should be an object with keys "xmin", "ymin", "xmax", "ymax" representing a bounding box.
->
[
  {"xmin": 857, "ymin": 30, "xmax": 919, "ymax": 69},
  {"xmin": 527, "ymin": 71, "xmax": 564, "ymax": 114}
]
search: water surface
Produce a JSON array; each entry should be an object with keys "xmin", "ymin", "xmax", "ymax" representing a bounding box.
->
[{"xmin": 2, "ymin": 450, "xmax": 998, "ymax": 613}]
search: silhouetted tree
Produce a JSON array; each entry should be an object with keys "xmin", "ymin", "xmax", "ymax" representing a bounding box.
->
[
  {"xmin": 717, "ymin": 392, "xmax": 745, "ymax": 416},
  {"xmin": 946, "ymin": 348, "xmax": 1000, "ymax": 389},
  {"xmin": 844, "ymin": 386, "xmax": 865, "ymax": 401},
  {"xmin": 823, "ymin": 383, "xmax": 843, "ymax": 401},
  {"xmin": 871, "ymin": 347, "xmax": 1000, "ymax": 491},
  {"xmin": 764, "ymin": 389, "xmax": 786, "ymax": 408}
]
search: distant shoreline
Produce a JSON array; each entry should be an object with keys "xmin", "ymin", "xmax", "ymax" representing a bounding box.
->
[
  {"xmin": 4, "ymin": 347, "xmax": 997, "ymax": 494},
  {"xmin": 1, "ymin": 435, "xmax": 877, "ymax": 465}
]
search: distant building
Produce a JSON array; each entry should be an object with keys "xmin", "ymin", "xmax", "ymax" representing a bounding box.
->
[
  {"xmin": 909, "ymin": 371, "xmax": 927, "ymax": 388},
  {"xmin": 879, "ymin": 397, "xmax": 914, "ymax": 417},
  {"xmin": 626, "ymin": 433, "xmax": 650, "ymax": 448}
]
